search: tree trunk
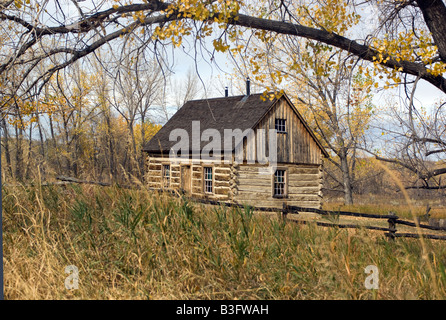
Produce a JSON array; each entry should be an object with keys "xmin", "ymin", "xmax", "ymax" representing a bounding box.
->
[
  {"xmin": 14, "ymin": 121, "xmax": 23, "ymax": 181},
  {"xmin": 36, "ymin": 113, "xmax": 46, "ymax": 180},
  {"xmin": 233, "ymin": 14, "xmax": 446, "ymax": 93},
  {"xmin": 1, "ymin": 118, "xmax": 13, "ymax": 179},
  {"xmin": 24, "ymin": 121, "xmax": 33, "ymax": 180},
  {"xmin": 416, "ymin": 0, "xmax": 446, "ymax": 63},
  {"xmin": 48, "ymin": 114, "xmax": 62, "ymax": 174},
  {"xmin": 139, "ymin": 116, "xmax": 146, "ymax": 179},
  {"xmin": 340, "ymin": 149, "xmax": 353, "ymax": 205},
  {"xmin": 61, "ymin": 114, "xmax": 72, "ymax": 175},
  {"xmin": 105, "ymin": 112, "xmax": 116, "ymax": 181}
]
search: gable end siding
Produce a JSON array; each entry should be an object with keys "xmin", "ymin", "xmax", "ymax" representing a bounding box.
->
[{"xmin": 254, "ymin": 97, "xmax": 323, "ymax": 165}]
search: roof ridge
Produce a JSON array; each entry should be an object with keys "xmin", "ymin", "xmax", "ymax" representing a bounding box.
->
[{"xmin": 185, "ymin": 92, "xmax": 266, "ymax": 104}]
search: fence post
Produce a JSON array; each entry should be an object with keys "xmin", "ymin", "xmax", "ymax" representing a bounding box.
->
[
  {"xmin": 387, "ymin": 211, "xmax": 397, "ymax": 241},
  {"xmin": 282, "ymin": 202, "xmax": 288, "ymax": 222}
]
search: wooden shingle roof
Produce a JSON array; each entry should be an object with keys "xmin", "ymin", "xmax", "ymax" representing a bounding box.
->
[
  {"xmin": 143, "ymin": 92, "xmax": 328, "ymax": 157},
  {"xmin": 143, "ymin": 93, "xmax": 275, "ymax": 153}
]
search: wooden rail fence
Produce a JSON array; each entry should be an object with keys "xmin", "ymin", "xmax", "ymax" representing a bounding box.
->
[
  {"xmin": 172, "ymin": 192, "xmax": 446, "ymax": 241},
  {"xmin": 18, "ymin": 177, "xmax": 446, "ymax": 242}
]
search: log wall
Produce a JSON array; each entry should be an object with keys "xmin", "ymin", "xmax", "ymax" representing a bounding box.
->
[
  {"xmin": 146, "ymin": 154, "xmax": 323, "ymax": 209},
  {"xmin": 233, "ymin": 163, "xmax": 323, "ymax": 209}
]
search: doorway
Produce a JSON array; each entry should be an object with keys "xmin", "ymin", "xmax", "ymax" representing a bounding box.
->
[{"xmin": 181, "ymin": 165, "xmax": 191, "ymax": 194}]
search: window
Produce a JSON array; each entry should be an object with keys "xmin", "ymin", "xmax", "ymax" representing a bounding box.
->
[
  {"xmin": 275, "ymin": 118, "xmax": 286, "ymax": 133},
  {"xmin": 162, "ymin": 164, "xmax": 170, "ymax": 187},
  {"xmin": 204, "ymin": 167, "xmax": 213, "ymax": 193},
  {"xmin": 273, "ymin": 169, "xmax": 287, "ymax": 197}
]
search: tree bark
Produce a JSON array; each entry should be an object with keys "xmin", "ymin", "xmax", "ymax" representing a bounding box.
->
[
  {"xmin": 48, "ymin": 114, "xmax": 62, "ymax": 174},
  {"xmin": 416, "ymin": 0, "xmax": 446, "ymax": 63},
  {"xmin": 340, "ymin": 149, "xmax": 353, "ymax": 205},
  {"xmin": 14, "ymin": 121, "xmax": 23, "ymax": 181},
  {"xmin": 231, "ymin": 14, "xmax": 446, "ymax": 93},
  {"xmin": 1, "ymin": 118, "xmax": 13, "ymax": 179}
]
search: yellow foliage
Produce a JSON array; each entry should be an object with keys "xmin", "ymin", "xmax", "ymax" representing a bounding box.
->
[
  {"xmin": 134, "ymin": 121, "xmax": 162, "ymax": 148},
  {"xmin": 371, "ymin": 29, "xmax": 446, "ymax": 81}
]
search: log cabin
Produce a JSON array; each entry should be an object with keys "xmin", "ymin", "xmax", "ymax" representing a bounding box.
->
[{"xmin": 143, "ymin": 82, "xmax": 329, "ymax": 209}]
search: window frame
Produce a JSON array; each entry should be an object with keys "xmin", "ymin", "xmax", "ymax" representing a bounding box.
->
[
  {"xmin": 162, "ymin": 164, "xmax": 170, "ymax": 188},
  {"xmin": 203, "ymin": 166, "xmax": 214, "ymax": 194},
  {"xmin": 272, "ymin": 168, "xmax": 288, "ymax": 198},
  {"xmin": 275, "ymin": 118, "xmax": 287, "ymax": 134}
]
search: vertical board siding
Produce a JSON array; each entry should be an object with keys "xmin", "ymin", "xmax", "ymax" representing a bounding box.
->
[{"xmin": 254, "ymin": 98, "xmax": 322, "ymax": 165}]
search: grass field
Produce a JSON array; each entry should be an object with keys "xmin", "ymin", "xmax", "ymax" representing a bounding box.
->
[{"xmin": 3, "ymin": 184, "xmax": 446, "ymax": 299}]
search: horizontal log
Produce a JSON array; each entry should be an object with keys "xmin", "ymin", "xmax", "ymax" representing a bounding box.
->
[
  {"xmin": 387, "ymin": 233, "xmax": 446, "ymax": 241},
  {"xmin": 288, "ymin": 173, "xmax": 322, "ymax": 181},
  {"xmin": 208, "ymin": 194, "xmax": 230, "ymax": 200},
  {"xmin": 286, "ymin": 205, "xmax": 397, "ymax": 219},
  {"xmin": 234, "ymin": 199, "xmax": 321, "ymax": 209},
  {"xmin": 192, "ymin": 172, "xmax": 202, "ymax": 178},
  {"xmin": 237, "ymin": 181, "xmax": 322, "ymax": 193},
  {"xmin": 235, "ymin": 192, "xmax": 321, "ymax": 202},
  {"xmin": 237, "ymin": 172, "xmax": 321, "ymax": 181},
  {"xmin": 192, "ymin": 182, "xmax": 202, "ymax": 188},
  {"xmin": 214, "ymin": 174, "xmax": 231, "ymax": 182},
  {"xmin": 214, "ymin": 180, "xmax": 230, "ymax": 187},
  {"xmin": 237, "ymin": 185, "xmax": 271, "ymax": 193},
  {"xmin": 288, "ymin": 167, "xmax": 321, "ymax": 175},
  {"xmin": 395, "ymin": 219, "xmax": 446, "ymax": 231},
  {"xmin": 147, "ymin": 177, "xmax": 162, "ymax": 182},
  {"xmin": 192, "ymin": 193, "xmax": 230, "ymax": 200},
  {"xmin": 289, "ymin": 219, "xmax": 392, "ymax": 232},
  {"xmin": 238, "ymin": 164, "xmax": 320, "ymax": 171},
  {"xmin": 147, "ymin": 182, "xmax": 162, "ymax": 188},
  {"xmin": 147, "ymin": 170, "xmax": 162, "ymax": 178},
  {"xmin": 214, "ymin": 167, "xmax": 231, "ymax": 174},
  {"xmin": 288, "ymin": 186, "xmax": 321, "ymax": 194},
  {"xmin": 214, "ymin": 187, "xmax": 231, "ymax": 195},
  {"xmin": 238, "ymin": 177, "xmax": 271, "ymax": 186},
  {"xmin": 288, "ymin": 180, "xmax": 322, "ymax": 188}
]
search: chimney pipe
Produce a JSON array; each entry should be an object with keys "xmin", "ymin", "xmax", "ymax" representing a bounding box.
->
[
  {"xmin": 246, "ymin": 77, "xmax": 250, "ymax": 96},
  {"xmin": 225, "ymin": 86, "xmax": 228, "ymax": 97}
]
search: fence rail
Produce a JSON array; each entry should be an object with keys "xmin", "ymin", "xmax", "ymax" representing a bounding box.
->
[
  {"xmin": 107, "ymin": 185, "xmax": 446, "ymax": 241},
  {"xmin": 174, "ymin": 192, "xmax": 446, "ymax": 242},
  {"xmin": 16, "ymin": 178, "xmax": 445, "ymax": 242}
]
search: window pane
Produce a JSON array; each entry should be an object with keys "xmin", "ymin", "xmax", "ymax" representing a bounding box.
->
[
  {"xmin": 204, "ymin": 167, "xmax": 213, "ymax": 193},
  {"xmin": 275, "ymin": 119, "xmax": 286, "ymax": 133},
  {"xmin": 163, "ymin": 165, "xmax": 170, "ymax": 187},
  {"xmin": 274, "ymin": 169, "xmax": 286, "ymax": 196}
]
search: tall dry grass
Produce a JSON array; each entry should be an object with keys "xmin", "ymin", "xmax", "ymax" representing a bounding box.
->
[{"xmin": 3, "ymin": 183, "xmax": 446, "ymax": 299}]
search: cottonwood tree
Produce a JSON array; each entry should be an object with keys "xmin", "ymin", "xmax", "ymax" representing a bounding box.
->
[
  {"xmin": 108, "ymin": 43, "xmax": 166, "ymax": 178},
  {"xmin": 172, "ymin": 67, "xmax": 201, "ymax": 110},
  {"xmin": 367, "ymin": 90, "xmax": 446, "ymax": 191},
  {"xmin": 1, "ymin": 0, "xmax": 444, "ymax": 90},
  {"xmin": 229, "ymin": 0, "xmax": 376, "ymax": 204}
]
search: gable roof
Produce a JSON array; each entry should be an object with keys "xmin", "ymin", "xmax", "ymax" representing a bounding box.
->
[{"xmin": 143, "ymin": 92, "xmax": 329, "ymax": 158}]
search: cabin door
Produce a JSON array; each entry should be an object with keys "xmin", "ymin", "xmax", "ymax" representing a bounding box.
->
[{"xmin": 181, "ymin": 165, "xmax": 191, "ymax": 194}]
